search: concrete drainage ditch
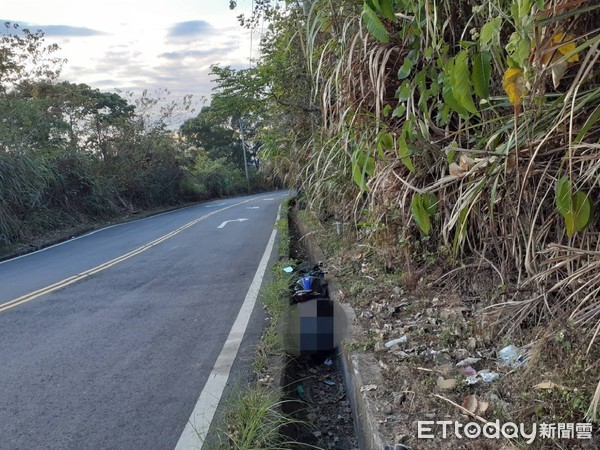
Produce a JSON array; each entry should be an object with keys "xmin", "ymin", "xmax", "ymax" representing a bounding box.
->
[
  {"xmin": 281, "ymin": 353, "xmax": 359, "ymax": 449},
  {"xmin": 278, "ymin": 205, "xmax": 359, "ymax": 449}
]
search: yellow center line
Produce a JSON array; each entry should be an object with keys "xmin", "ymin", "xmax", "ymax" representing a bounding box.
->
[{"xmin": 0, "ymin": 196, "xmax": 264, "ymax": 314}]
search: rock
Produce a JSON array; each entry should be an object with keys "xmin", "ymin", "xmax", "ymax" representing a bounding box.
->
[
  {"xmin": 393, "ymin": 286, "xmax": 403, "ymax": 295},
  {"xmin": 382, "ymin": 403, "xmax": 393, "ymax": 415},
  {"xmin": 362, "ymin": 310, "xmax": 375, "ymax": 319}
]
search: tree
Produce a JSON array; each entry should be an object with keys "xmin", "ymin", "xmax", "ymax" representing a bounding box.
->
[
  {"xmin": 0, "ymin": 22, "xmax": 64, "ymax": 93},
  {"xmin": 180, "ymin": 106, "xmax": 244, "ymax": 168}
]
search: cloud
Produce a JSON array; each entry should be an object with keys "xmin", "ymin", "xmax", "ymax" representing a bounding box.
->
[
  {"xmin": 38, "ymin": 24, "xmax": 107, "ymax": 37},
  {"xmin": 92, "ymin": 79, "xmax": 120, "ymax": 88},
  {"xmin": 1, "ymin": 21, "xmax": 106, "ymax": 37},
  {"xmin": 167, "ymin": 20, "xmax": 214, "ymax": 38},
  {"xmin": 158, "ymin": 45, "xmax": 237, "ymax": 61}
]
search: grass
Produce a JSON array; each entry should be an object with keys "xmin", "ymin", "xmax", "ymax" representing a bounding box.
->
[{"xmin": 221, "ymin": 387, "xmax": 309, "ymax": 450}]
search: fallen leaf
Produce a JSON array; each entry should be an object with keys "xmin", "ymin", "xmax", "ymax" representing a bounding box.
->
[
  {"xmin": 449, "ymin": 162, "xmax": 465, "ymax": 177},
  {"xmin": 534, "ymin": 381, "xmax": 569, "ymax": 390},
  {"xmin": 551, "ymin": 60, "xmax": 568, "ymax": 88},
  {"xmin": 463, "ymin": 394, "xmax": 478, "ymax": 413},
  {"xmin": 437, "ymin": 377, "xmax": 458, "ymax": 390},
  {"xmin": 477, "ymin": 400, "xmax": 489, "ymax": 415},
  {"xmin": 459, "ymin": 154, "xmax": 474, "ymax": 171}
]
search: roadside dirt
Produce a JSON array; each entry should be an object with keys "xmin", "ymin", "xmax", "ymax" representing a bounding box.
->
[
  {"xmin": 294, "ymin": 208, "xmax": 600, "ymax": 450},
  {"xmin": 282, "ymin": 353, "xmax": 359, "ymax": 449}
]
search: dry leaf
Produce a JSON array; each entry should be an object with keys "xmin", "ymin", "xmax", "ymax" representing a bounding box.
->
[
  {"xmin": 507, "ymin": 149, "xmax": 517, "ymax": 170},
  {"xmin": 551, "ymin": 60, "xmax": 568, "ymax": 88},
  {"xmin": 459, "ymin": 154, "xmax": 474, "ymax": 170},
  {"xmin": 502, "ymin": 67, "xmax": 526, "ymax": 106},
  {"xmin": 449, "ymin": 162, "xmax": 465, "ymax": 177},
  {"xmin": 437, "ymin": 377, "xmax": 458, "ymax": 390},
  {"xmin": 477, "ymin": 400, "xmax": 489, "ymax": 415},
  {"xmin": 534, "ymin": 381, "xmax": 569, "ymax": 390},
  {"xmin": 463, "ymin": 395, "xmax": 478, "ymax": 413}
]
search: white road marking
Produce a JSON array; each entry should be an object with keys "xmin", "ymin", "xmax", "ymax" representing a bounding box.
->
[
  {"xmin": 263, "ymin": 198, "xmax": 275, "ymax": 201},
  {"xmin": 0, "ymin": 198, "xmax": 270, "ymax": 313},
  {"xmin": 246, "ymin": 206, "xmax": 260, "ymax": 210},
  {"xmin": 0, "ymin": 201, "xmax": 219, "ymax": 266},
  {"xmin": 204, "ymin": 203, "xmax": 227, "ymax": 208},
  {"xmin": 217, "ymin": 218, "xmax": 248, "ymax": 229},
  {"xmin": 175, "ymin": 205, "xmax": 281, "ymax": 450}
]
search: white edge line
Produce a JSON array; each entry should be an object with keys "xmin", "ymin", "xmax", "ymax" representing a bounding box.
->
[
  {"xmin": 0, "ymin": 204, "xmax": 200, "ymax": 265},
  {"xmin": 0, "ymin": 193, "xmax": 281, "ymax": 266},
  {"xmin": 0, "ymin": 195, "xmax": 278, "ymax": 313},
  {"xmin": 174, "ymin": 203, "xmax": 282, "ymax": 450}
]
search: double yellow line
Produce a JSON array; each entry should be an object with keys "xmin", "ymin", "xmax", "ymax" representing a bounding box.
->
[{"xmin": 0, "ymin": 197, "xmax": 260, "ymax": 314}]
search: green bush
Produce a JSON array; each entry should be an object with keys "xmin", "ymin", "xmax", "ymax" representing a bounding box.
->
[{"xmin": 181, "ymin": 151, "xmax": 249, "ymax": 200}]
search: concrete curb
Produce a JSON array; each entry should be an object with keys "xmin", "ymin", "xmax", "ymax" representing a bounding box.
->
[{"xmin": 292, "ymin": 210, "xmax": 389, "ymax": 450}]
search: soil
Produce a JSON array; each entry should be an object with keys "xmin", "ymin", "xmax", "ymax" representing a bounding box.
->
[{"xmin": 292, "ymin": 209, "xmax": 600, "ymax": 450}]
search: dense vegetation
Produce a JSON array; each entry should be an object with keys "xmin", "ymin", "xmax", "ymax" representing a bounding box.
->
[
  {"xmin": 0, "ymin": 23, "xmax": 265, "ymax": 248},
  {"xmin": 226, "ymin": 0, "xmax": 600, "ymax": 422}
]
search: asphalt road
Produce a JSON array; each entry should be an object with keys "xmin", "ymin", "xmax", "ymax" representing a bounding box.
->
[{"xmin": 0, "ymin": 191, "xmax": 287, "ymax": 450}]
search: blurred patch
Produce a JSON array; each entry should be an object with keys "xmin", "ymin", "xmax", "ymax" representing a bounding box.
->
[{"xmin": 282, "ymin": 297, "xmax": 348, "ymax": 356}]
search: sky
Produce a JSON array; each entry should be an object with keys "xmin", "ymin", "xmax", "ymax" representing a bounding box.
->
[{"xmin": 3, "ymin": 0, "xmax": 258, "ymax": 122}]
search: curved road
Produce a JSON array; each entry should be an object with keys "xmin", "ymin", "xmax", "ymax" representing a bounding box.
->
[{"xmin": 0, "ymin": 191, "xmax": 288, "ymax": 449}]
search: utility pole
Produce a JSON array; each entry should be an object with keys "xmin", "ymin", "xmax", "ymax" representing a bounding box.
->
[{"xmin": 239, "ymin": 118, "xmax": 250, "ymax": 192}]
